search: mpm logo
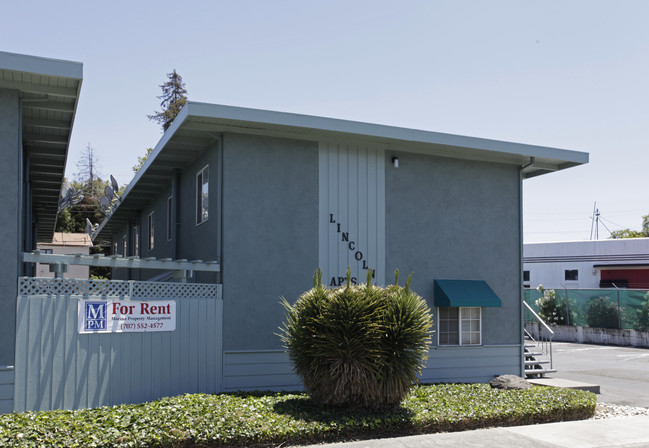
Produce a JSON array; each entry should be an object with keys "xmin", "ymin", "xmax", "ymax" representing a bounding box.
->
[{"xmin": 84, "ymin": 301, "xmax": 107, "ymax": 331}]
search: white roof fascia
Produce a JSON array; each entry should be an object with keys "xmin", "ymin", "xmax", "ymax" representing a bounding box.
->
[
  {"xmin": 0, "ymin": 50, "xmax": 83, "ymax": 80},
  {"xmin": 184, "ymin": 102, "xmax": 589, "ymax": 166}
]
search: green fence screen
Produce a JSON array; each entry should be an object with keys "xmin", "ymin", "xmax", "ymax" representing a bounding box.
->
[{"xmin": 524, "ymin": 288, "xmax": 649, "ymax": 331}]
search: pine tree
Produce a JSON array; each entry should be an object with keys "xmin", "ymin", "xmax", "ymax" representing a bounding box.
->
[
  {"xmin": 148, "ymin": 70, "xmax": 188, "ymax": 132},
  {"xmin": 74, "ymin": 143, "xmax": 101, "ymax": 197}
]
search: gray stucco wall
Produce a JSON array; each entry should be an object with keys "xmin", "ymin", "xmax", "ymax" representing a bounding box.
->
[
  {"xmin": 0, "ymin": 89, "xmax": 20, "ymax": 366},
  {"xmin": 384, "ymin": 151, "xmax": 522, "ymax": 346},
  {"xmin": 221, "ymin": 133, "xmax": 318, "ymax": 351},
  {"xmin": 111, "ymin": 142, "xmax": 220, "ymax": 282},
  {"xmin": 178, "ymin": 144, "xmax": 219, "ymax": 284}
]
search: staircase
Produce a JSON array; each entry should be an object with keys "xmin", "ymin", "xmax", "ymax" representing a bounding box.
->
[{"xmin": 523, "ymin": 301, "xmax": 557, "ymax": 378}]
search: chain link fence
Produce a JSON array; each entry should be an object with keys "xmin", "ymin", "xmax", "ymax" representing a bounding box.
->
[{"xmin": 524, "ymin": 288, "xmax": 649, "ymax": 331}]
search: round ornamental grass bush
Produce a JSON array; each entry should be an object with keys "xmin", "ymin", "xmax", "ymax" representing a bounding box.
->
[{"xmin": 279, "ymin": 269, "xmax": 433, "ymax": 409}]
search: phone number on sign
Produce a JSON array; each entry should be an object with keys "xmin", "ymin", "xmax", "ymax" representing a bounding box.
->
[{"xmin": 119, "ymin": 322, "xmax": 164, "ymax": 330}]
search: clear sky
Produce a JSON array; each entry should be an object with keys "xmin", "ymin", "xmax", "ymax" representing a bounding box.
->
[{"xmin": 3, "ymin": 1, "xmax": 648, "ymax": 242}]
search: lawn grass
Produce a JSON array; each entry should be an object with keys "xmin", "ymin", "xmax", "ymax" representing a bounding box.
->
[{"xmin": 0, "ymin": 383, "xmax": 596, "ymax": 447}]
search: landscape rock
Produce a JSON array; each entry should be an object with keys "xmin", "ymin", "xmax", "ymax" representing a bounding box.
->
[{"xmin": 489, "ymin": 375, "xmax": 532, "ymax": 390}]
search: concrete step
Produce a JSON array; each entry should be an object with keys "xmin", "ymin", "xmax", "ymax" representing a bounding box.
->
[
  {"xmin": 527, "ymin": 377, "xmax": 600, "ymax": 394},
  {"xmin": 524, "ymin": 351, "xmax": 544, "ymax": 357}
]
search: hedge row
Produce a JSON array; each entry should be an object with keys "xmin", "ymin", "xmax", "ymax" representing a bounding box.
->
[{"xmin": 0, "ymin": 384, "xmax": 596, "ymax": 447}]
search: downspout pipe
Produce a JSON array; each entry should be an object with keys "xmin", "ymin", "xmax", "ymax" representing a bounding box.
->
[
  {"xmin": 172, "ymin": 169, "xmax": 181, "ymax": 260},
  {"xmin": 519, "ymin": 157, "xmax": 535, "ymax": 377},
  {"xmin": 215, "ymin": 134, "xmax": 224, "ymax": 284}
]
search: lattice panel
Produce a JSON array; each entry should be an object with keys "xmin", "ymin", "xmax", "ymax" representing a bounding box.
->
[
  {"xmin": 130, "ymin": 281, "xmax": 220, "ymax": 299},
  {"xmin": 19, "ymin": 277, "xmax": 220, "ymax": 299}
]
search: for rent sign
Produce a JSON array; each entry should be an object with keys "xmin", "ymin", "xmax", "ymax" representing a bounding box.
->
[{"xmin": 78, "ymin": 300, "xmax": 176, "ymax": 334}]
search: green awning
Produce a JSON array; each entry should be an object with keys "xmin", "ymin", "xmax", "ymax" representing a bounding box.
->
[{"xmin": 433, "ymin": 279, "xmax": 502, "ymax": 307}]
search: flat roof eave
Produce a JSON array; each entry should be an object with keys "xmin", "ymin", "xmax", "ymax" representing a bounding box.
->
[
  {"xmin": 0, "ymin": 50, "xmax": 83, "ymax": 80},
  {"xmin": 181, "ymin": 102, "xmax": 589, "ymax": 171}
]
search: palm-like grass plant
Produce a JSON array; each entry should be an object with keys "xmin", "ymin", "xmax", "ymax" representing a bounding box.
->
[{"xmin": 279, "ymin": 269, "xmax": 433, "ymax": 409}]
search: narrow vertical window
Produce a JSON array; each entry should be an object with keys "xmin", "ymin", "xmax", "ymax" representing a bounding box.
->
[
  {"xmin": 148, "ymin": 212, "xmax": 155, "ymax": 251},
  {"xmin": 167, "ymin": 196, "xmax": 173, "ymax": 241},
  {"xmin": 122, "ymin": 235, "xmax": 127, "ymax": 256},
  {"xmin": 460, "ymin": 307, "xmax": 481, "ymax": 345},
  {"xmin": 196, "ymin": 165, "xmax": 209, "ymax": 225},
  {"xmin": 439, "ymin": 307, "xmax": 459, "ymax": 345}
]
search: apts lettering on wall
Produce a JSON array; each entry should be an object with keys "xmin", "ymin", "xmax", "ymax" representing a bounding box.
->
[{"xmin": 328, "ymin": 213, "xmax": 375, "ymax": 286}]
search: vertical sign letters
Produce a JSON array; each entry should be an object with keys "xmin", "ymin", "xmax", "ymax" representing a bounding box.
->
[{"xmin": 328, "ymin": 213, "xmax": 375, "ymax": 286}]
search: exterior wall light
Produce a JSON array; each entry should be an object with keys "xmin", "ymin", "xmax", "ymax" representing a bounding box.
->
[{"xmin": 392, "ymin": 156, "xmax": 399, "ymax": 168}]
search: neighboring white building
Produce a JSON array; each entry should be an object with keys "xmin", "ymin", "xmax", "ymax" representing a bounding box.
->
[
  {"xmin": 36, "ymin": 233, "xmax": 93, "ymax": 278},
  {"xmin": 524, "ymin": 239, "xmax": 649, "ymax": 290}
]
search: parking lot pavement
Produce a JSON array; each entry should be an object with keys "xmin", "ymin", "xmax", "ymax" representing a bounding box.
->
[{"xmin": 550, "ymin": 342, "xmax": 649, "ymax": 407}]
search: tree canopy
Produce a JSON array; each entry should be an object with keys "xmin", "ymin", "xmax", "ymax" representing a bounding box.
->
[
  {"xmin": 132, "ymin": 147, "xmax": 154, "ymax": 173},
  {"xmin": 609, "ymin": 214, "xmax": 649, "ymax": 238},
  {"xmin": 148, "ymin": 70, "xmax": 188, "ymax": 132}
]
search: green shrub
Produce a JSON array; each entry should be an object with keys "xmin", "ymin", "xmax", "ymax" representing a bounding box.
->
[
  {"xmin": 279, "ymin": 268, "xmax": 433, "ymax": 409},
  {"xmin": 535, "ymin": 287, "xmax": 578, "ymax": 326},
  {"xmin": 587, "ymin": 297, "xmax": 619, "ymax": 329},
  {"xmin": 0, "ymin": 385, "xmax": 597, "ymax": 448},
  {"xmin": 634, "ymin": 292, "xmax": 649, "ymax": 331}
]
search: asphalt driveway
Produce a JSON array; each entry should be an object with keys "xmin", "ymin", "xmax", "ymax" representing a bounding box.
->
[{"xmin": 550, "ymin": 341, "xmax": 649, "ymax": 407}]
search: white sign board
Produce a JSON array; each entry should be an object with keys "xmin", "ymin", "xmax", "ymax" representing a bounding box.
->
[{"xmin": 78, "ymin": 300, "xmax": 176, "ymax": 334}]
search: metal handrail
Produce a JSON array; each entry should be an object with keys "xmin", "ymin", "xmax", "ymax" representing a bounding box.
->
[
  {"xmin": 523, "ymin": 300, "xmax": 554, "ymax": 370},
  {"xmin": 523, "ymin": 301, "xmax": 554, "ymax": 336}
]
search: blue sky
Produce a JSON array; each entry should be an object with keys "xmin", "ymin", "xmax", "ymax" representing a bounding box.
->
[{"xmin": 3, "ymin": 1, "xmax": 649, "ymax": 242}]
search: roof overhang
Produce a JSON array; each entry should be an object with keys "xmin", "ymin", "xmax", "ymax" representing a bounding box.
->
[
  {"xmin": 0, "ymin": 51, "xmax": 83, "ymax": 242},
  {"xmin": 594, "ymin": 264, "xmax": 649, "ymax": 270},
  {"xmin": 95, "ymin": 103, "xmax": 589, "ymax": 240}
]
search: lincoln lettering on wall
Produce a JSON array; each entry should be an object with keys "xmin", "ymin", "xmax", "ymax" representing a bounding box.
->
[
  {"xmin": 318, "ymin": 142, "xmax": 386, "ymax": 286},
  {"xmin": 328, "ymin": 213, "xmax": 376, "ymax": 286}
]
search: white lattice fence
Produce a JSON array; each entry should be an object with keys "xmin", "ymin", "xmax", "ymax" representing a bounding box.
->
[{"xmin": 18, "ymin": 277, "xmax": 220, "ymax": 299}]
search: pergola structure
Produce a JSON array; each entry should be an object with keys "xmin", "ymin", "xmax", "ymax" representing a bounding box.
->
[{"xmin": 22, "ymin": 251, "xmax": 220, "ymax": 281}]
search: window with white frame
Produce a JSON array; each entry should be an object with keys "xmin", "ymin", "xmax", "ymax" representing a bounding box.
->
[
  {"xmin": 147, "ymin": 212, "xmax": 155, "ymax": 251},
  {"xmin": 167, "ymin": 195, "xmax": 173, "ymax": 241},
  {"xmin": 438, "ymin": 307, "xmax": 481, "ymax": 346},
  {"xmin": 196, "ymin": 165, "xmax": 209, "ymax": 225}
]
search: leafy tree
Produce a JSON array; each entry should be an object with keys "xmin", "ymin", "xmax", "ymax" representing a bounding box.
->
[
  {"xmin": 132, "ymin": 147, "xmax": 154, "ymax": 173},
  {"xmin": 56, "ymin": 179, "xmax": 105, "ymax": 233},
  {"xmin": 148, "ymin": 70, "xmax": 188, "ymax": 132},
  {"xmin": 635, "ymin": 292, "xmax": 649, "ymax": 331},
  {"xmin": 586, "ymin": 297, "xmax": 619, "ymax": 329},
  {"xmin": 535, "ymin": 286, "xmax": 578, "ymax": 326},
  {"xmin": 610, "ymin": 214, "xmax": 649, "ymax": 239}
]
